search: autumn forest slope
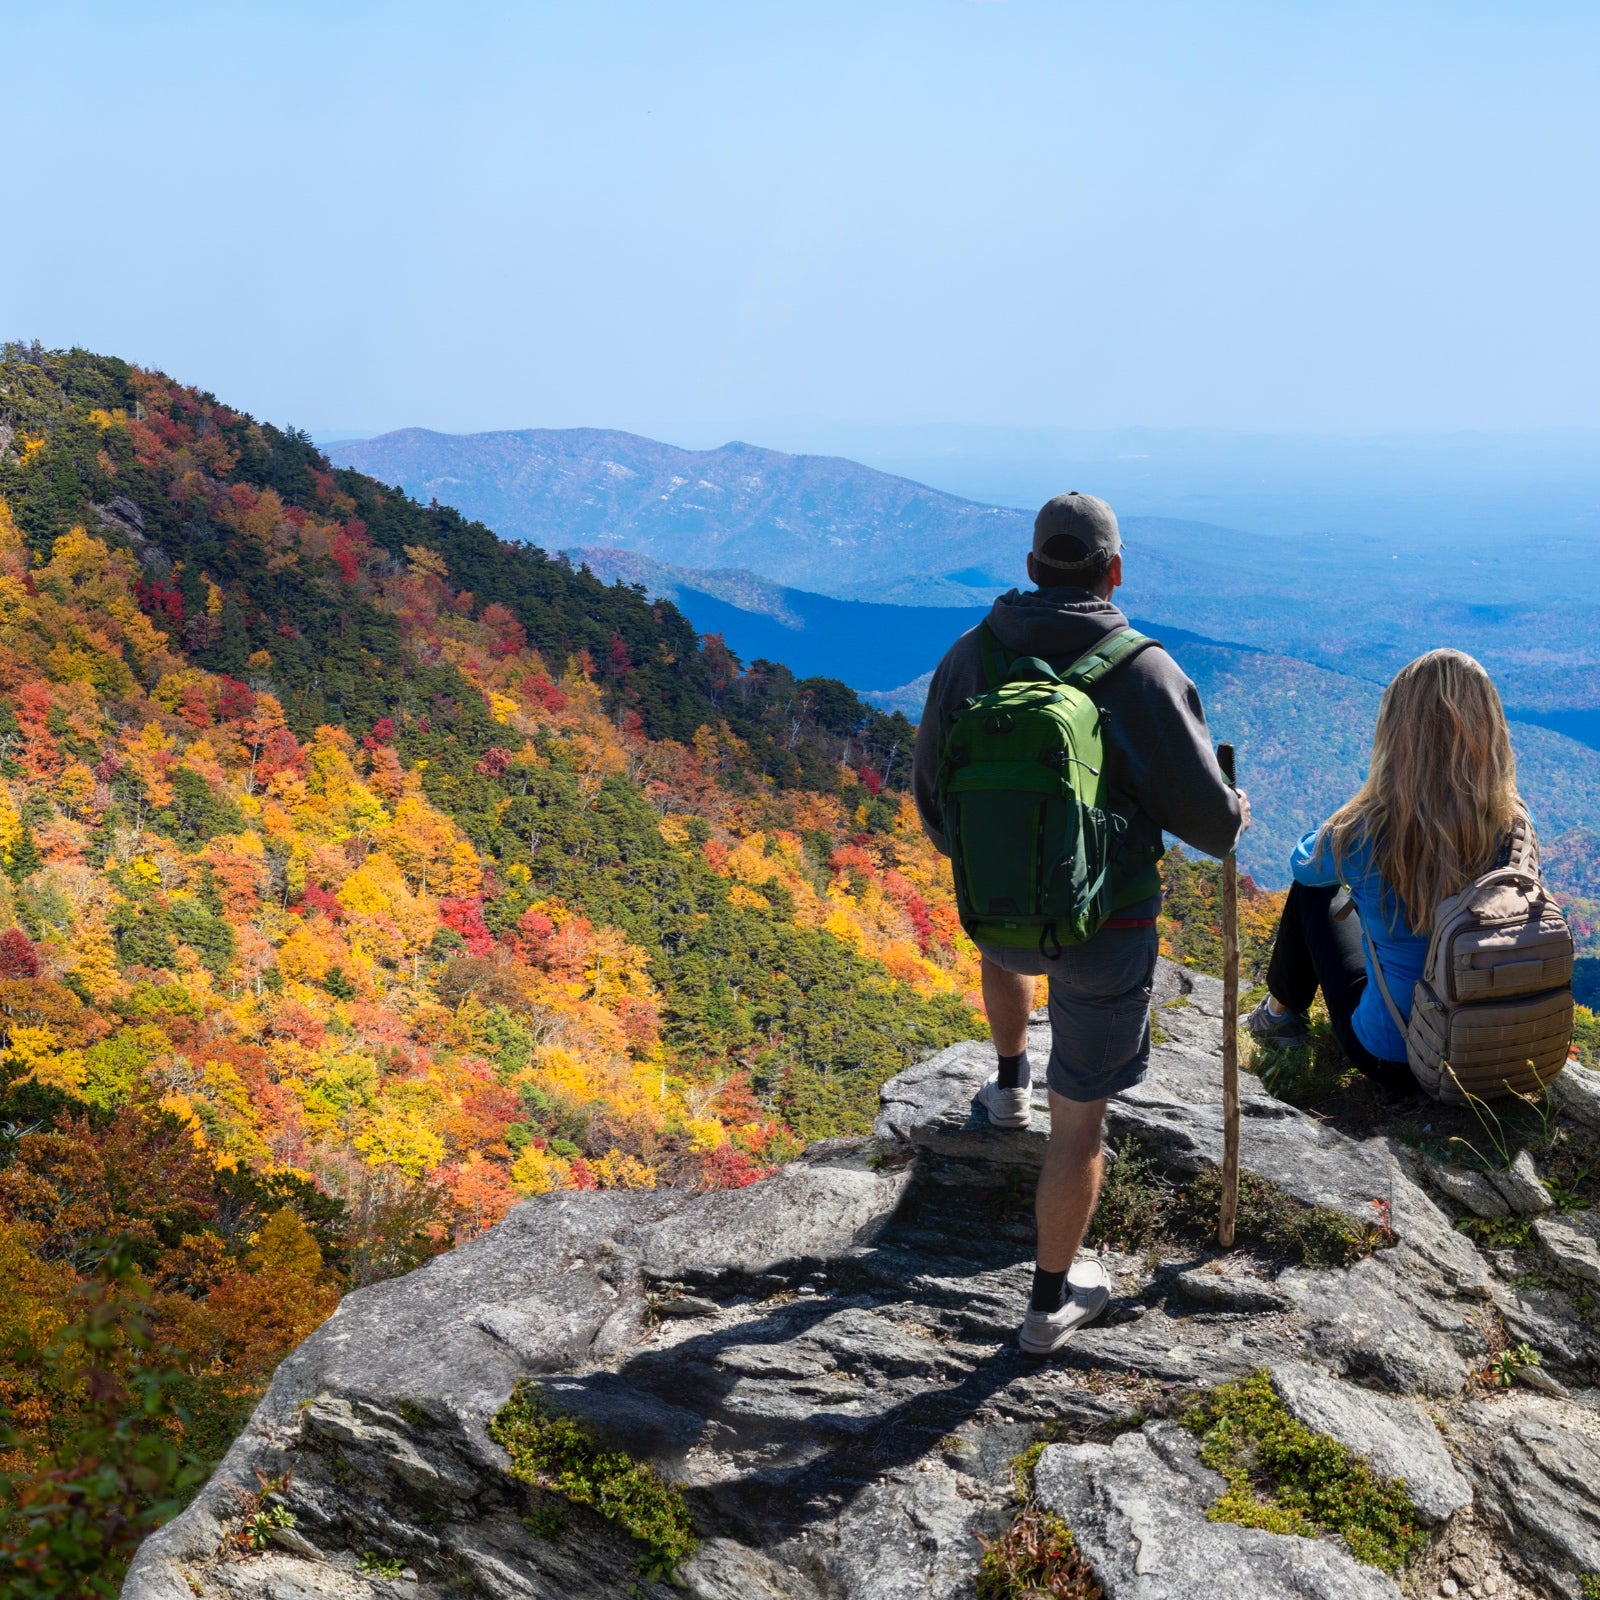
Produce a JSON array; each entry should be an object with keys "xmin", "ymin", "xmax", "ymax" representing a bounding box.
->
[{"xmin": 0, "ymin": 344, "xmax": 989, "ymax": 1587}]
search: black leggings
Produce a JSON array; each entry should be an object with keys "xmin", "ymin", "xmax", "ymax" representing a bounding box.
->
[{"xmin": 1264, "ymin": 882, "xmax": 1416, "ymax": 1095}]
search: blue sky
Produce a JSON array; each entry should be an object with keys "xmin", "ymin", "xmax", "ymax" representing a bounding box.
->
[{"xmin": 4, "ymin": 1, "xmax": 1599, "ymax": 442}]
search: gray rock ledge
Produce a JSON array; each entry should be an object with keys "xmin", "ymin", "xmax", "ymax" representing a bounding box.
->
[{"xmin": 122, "ymin": 959, "xmax": 1600, "ymax": 1600}]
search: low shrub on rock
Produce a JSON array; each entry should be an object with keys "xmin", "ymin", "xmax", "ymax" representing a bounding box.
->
[
  {"xmin": 489, "ymin": 1383, "xmax": 698, "ymax": 1582},
  {"xmin": 1181, "ymin": 1371, "xmax": 1428, "ymax": 1573}
]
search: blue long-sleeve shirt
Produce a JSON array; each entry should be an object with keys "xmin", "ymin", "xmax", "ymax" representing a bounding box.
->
[{"xmin": 1290, "ymin": 827, "xmax": 1424, "ymax": 1063}]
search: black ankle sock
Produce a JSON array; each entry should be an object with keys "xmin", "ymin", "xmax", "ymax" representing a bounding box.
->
[
  {"xmin": 997, "ymin": 1051, "xmax": 1031, "ymax": 1090},
  {"xmin": 1030, "ymin": 1265, "xmax": 1068, "ymax": 1314}
]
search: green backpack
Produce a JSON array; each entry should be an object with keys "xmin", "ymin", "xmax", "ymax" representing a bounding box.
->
[{"xmin": 938, "ymin": 622, "xmax": 1158, "ymax": 954}]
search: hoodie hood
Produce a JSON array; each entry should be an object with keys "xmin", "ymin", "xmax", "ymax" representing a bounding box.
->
[{"xmin": 986, "ymin": 587, "xmax": 1128, "ymax": 666}]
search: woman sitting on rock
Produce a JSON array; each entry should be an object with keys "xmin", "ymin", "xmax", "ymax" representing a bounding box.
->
[{"xmin": 1247, "ymin": 648, "xmax": 1527, "ymax": 1096}]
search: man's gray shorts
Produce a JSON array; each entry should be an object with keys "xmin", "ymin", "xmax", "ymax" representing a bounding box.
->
[{"xmin": 978, "ymin": 901, "xmax": 1159, "ymax": 1104}]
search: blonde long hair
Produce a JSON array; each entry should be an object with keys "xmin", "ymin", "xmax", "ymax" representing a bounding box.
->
[{"xmin": 1328, "ymin": 649, "xmax": 1519, "ymax": 934}]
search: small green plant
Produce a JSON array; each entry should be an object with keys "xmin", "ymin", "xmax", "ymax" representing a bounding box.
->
[
  {"xmin": 1572, "ymin": 1008, "xmax": 1600, "ymax": 1070},
  {"xmin": 1442, "ymin": 1071, "xmax": 1554, "ymax": 1172},
  {"xmin": 396, "ymin": 1400, "xmax": 430, "ymax": 1431},
  {"xmin": 489, "ymin": 1384, "xmax": 697, "ymax": 1581},
  {"xmin": 975, "ymin": 1507, "xmax": 1102, "ymax": 1599},
  {"xmin": 1007, "ymin": 1437, "xmax": 1051, "ymax": 1498},
  {"xmin": 1578, "ymin": 1573, "xmax": 1600, "ymax": 1599},
  {"xmin": 1182, "ymin": 1372, "xmax": 1429, "ymax": 1573},
  {"xmin": 1181, "ymin": 1168, "xmax": 1383, "ymax": 1268},
  {"xmin": 976, "ymin": 1431, "xmax": 1100, "ymax": 1599},
  {"xmin": 1454, "ymin": 1214, "xmax": 1532, "ymax": 1249},
  {"xmin": 357, "ymin": 1551, "xmax": 406, "ymax": 1578},
  {"xmin": 1249, "ymin": 1003, "xmax": 1352, "ymax": 1106},
  {"xmin": 326, "ymin": 1454, "xmax": 354, "ymax": 1487},
  {"xmin": 1087, "ymin": 1142, "xmax": 1386, "ymax": 1267},
  {"xmin": 244, "ymin": 1503, "xmax": 295, "ymax": 1550},
  {"xmin": 1483, "ymin": 1342, "xmax": 1541, "ymax": 1389},
  {"xmin": 989, "ymin": 1166, "xmax": 1032, "ymax": 1224},
  {"xmin": 1088, "ymin": 1140, "xmax": 1167, "ymax": 1252},
  {"xmin": 523, "ymin": 1496, "xmax": 568, "ymax": 1539}
]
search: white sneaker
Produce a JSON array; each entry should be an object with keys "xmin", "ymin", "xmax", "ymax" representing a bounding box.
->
[
  {"xmin": 1018, "ymin": 1258, "xmax": 1111, "ymax": 1355},
  {"xmin": 976, "ymin": 1078, "xmax": 1031, "ymax": 1129}
]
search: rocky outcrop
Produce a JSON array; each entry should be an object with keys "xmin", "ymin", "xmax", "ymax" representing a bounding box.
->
[
  {"xmin": 124, "ymin": 962, "xmax": 1600, "ymax": 1600},
  {"xmin": 1033, "ymin": 1422, "xmax": 1402, "ymax": 1599}
]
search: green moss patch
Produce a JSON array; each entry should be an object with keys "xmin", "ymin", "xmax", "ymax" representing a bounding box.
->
[
  {"xmin": 489, "ymin": 1384, "xmax": 698, "ymax": 1581},
  {"xmin": 1182, "ymin": 1372, "xmax": 1428, "ymax": 1572}
]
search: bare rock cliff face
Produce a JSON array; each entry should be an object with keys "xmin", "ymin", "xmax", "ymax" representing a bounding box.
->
[{"xmin": 124, "ymin": 962, "xmax": 1600, "ymax": 1600}]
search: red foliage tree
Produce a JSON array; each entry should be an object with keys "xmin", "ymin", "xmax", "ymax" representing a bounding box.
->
[
  {"xmin": 698, "ymin": 1144, "xmax": 774, "ymax": 1191},
  {"xmin": 607, "ymin": 632, "xmax": 631, "ymax": 680},
  {"xmin": 438, "ymin": 896, "xmax": 495, "ymax": 957},
  {"xmin": 16, "ymin": 682, "xmax": 63, "ymax": 781},
  {"xmin": 480, "ymin": 603, "xmax": 527, "ymax": 659},
  {"xmin": 522, "ymin": 673, "xmax": 566, "ymax": 714},
  {"xmin": 134, "ymin": 577, "xmax": 184, "ymax": 627},
  {"xmin": 299, "ymin": 885, "xmax": 344, "ymax": 922},
  {"xmin": 0, "ymin": 928, "xmax": 41, "ymax": 980},
  {"xmin": 216, "ymin": 678, "xmax": 256, "ymax": 722},
  {"xmin": 255, "ymin": 727, "xmax": 307, "ymax": 785}
]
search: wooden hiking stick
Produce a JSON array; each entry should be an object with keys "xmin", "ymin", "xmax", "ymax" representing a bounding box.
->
[{"xmin": 1217, "ymin": 743, "xmax": 1240, "ymax": 1248}]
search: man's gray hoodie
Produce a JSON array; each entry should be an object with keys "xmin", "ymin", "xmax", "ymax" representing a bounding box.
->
[{"xmin": 911, "ymin": 587, "xmax": 1243, "ymax": 887}]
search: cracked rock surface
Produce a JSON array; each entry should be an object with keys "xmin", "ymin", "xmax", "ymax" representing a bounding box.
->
[
  {"xmin": 1033, "ymin": 1421, "xmax": 1403, "ymax": 1600},
  {"xmin": 123, "ymin": 961, "xmax": 1600, "ymax": 1600}
]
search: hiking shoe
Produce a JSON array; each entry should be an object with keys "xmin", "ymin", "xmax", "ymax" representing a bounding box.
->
[
  {"xmin": 1245, "ymin": 996, "xmax": 1308, "ymax": 1051},
  {"xmin": 1019, "ymin": 1258, "xmax": 1111, "ymax": 1356},
  {"xmin": 976, "ymin": 1078, "xmax": 1032, "ymax": 1129}
]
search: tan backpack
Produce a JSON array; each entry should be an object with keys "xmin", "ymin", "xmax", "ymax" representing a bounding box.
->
[{"xmin": 1363, "ymin": 812, "xmax": 1575, "ymax": 1103}]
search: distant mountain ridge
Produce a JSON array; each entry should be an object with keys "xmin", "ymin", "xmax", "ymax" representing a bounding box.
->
[
  {"xmin": 330, "ymin": 426, "xmax": 1019, "ymax": 599},
  {"xmin": 330, "ymin": 426, "xmax": 1600, "ymax": 720}
]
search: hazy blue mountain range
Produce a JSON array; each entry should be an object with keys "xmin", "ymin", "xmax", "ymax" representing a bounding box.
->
[
  {"xmin": 329, "ymin": 426, "xmax": 1600, "ymax": 720},
  {"xmin": 744, "ymin": 423, "xmax": 1600, "ymax": 551},
  {"xmin": 329, "ymin": 427, "xmax": 1016, "ymax": 602}
]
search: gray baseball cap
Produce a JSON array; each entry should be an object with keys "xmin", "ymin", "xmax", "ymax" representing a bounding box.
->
[{"xmin": 1032, "ymin": 492, "xmax": 1120, "ymax": 567}]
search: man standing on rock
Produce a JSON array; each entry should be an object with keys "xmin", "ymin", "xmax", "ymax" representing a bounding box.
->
[{"xmin": 912, "ymin": 492, "xmax": 1247, "ymax": 1355}]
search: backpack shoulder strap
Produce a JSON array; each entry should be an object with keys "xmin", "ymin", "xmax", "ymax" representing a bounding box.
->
[
  {"xmin": 1061, "ymin": 627, "xmax": 1161, "ymax": 691},
  {"xmin": 1504, "ymin": 804, "xmax": 1541, "ymax": 877},
  {"xmin": 976, "ymin": 621, "xmax": 1014, "ymax": 690},
  {"xmin": 1358, "ymin": 913, "xmax": 1410, "ymax": 1040}
]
